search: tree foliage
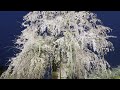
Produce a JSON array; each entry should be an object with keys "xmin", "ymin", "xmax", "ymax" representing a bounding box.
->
[{"xmin": 0, "ymin": 11, "xmax": 114, "ymax": 79}]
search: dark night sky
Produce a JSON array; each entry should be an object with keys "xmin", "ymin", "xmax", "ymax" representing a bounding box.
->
[
  {"xmin": 0, "ymin": 11, "xmax": 120, "ymax": 67},
  {"xmin": 0, "ymin": 11, "xmax": 28, "ymax": 66}
]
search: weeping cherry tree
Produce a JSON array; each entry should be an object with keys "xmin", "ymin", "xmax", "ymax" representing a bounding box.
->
[{"xmin": 0, "ymin": 11, "xmax": 114, "ymax": 79}]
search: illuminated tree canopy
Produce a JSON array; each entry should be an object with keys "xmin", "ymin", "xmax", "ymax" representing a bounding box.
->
[{"xmin": 0, "ymin": 11, "xmax": 114, "ymax": 79}]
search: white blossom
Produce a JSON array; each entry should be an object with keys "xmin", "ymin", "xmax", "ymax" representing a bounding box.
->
[{"xmin": 0, "ymin": 11, "xmax": 114, "ymax": 79}]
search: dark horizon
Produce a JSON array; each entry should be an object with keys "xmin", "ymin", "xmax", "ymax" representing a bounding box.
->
[{"xmin": 0, "ymin": 11, "xmax": 120, "ymax": 68}]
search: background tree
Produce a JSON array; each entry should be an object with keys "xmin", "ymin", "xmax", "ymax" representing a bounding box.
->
[{"xmin": 0, "ymin": 11, "xmax": 114, "ymax": 79}]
